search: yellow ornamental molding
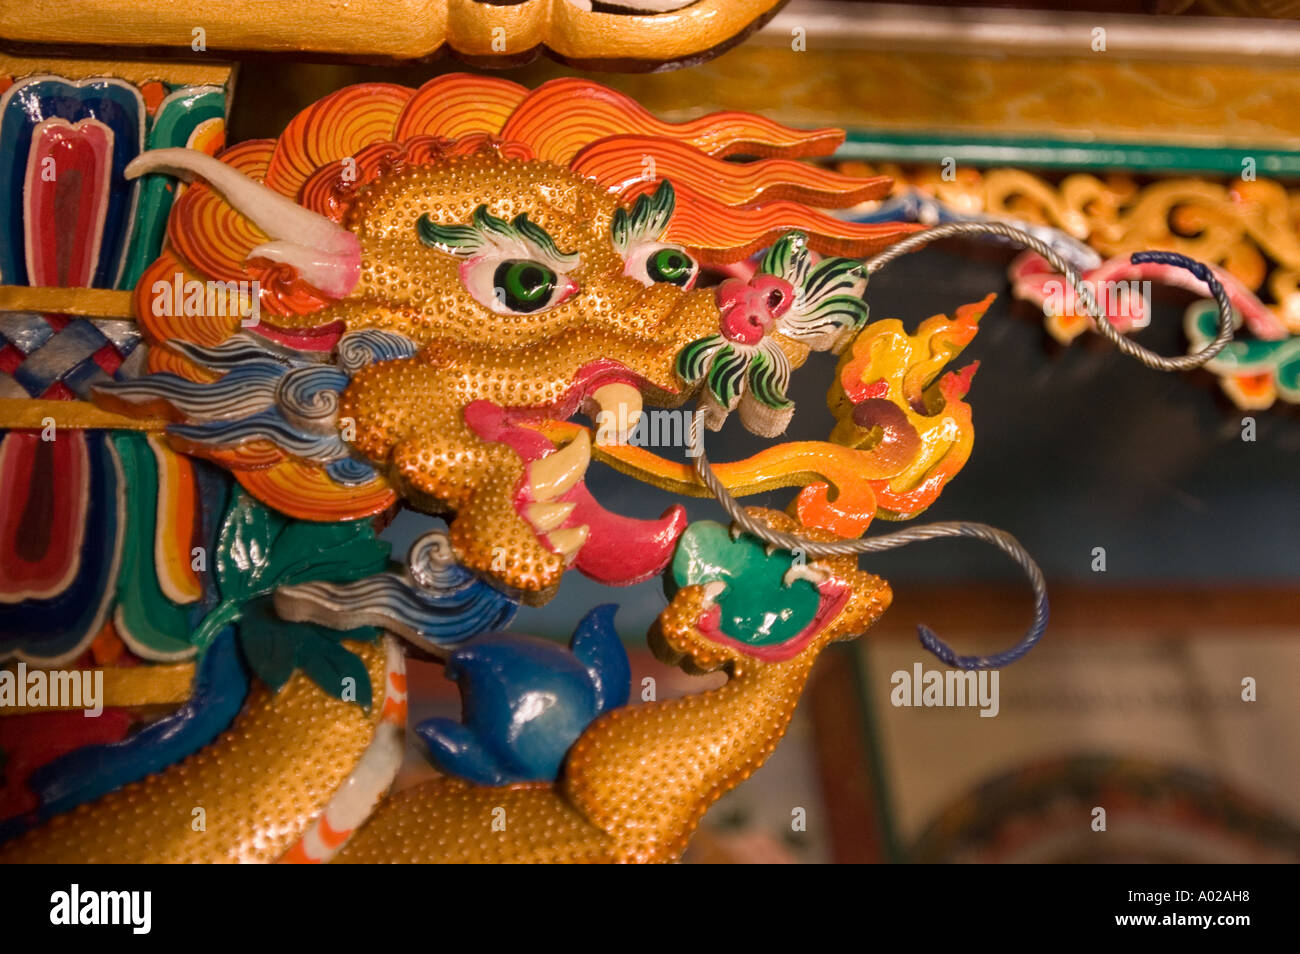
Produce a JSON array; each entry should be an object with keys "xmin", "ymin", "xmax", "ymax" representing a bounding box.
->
[
  {"xmin": 0, "ymin": 0, "xmax": 785, "ymax": 67},
  {"xmin": 0, "ymin": 51, "xmax": 232, "ymax": 88},
  {"xmin": 845, "ymin": 162, "xmax": 1300, "ymax": 335}
]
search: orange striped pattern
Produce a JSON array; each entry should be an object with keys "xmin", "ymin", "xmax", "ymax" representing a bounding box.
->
[
  {"xmin": 133, "ymin": 252, "xmax": 242, "ymax": 353},
  {"xmin": 263, "ymin": 84, "xmax": 413, "ymax": 199},
  {"xmin": 169, "ymin": 140, "xmax": 275, "ymax": 287},
  {"xmin": 395, "ymin": 74, "xmax": 527, "ymax": 141},
  {"xmin": 180, "ymin": 440, "xmax": 285, "ymax": 472},
  {"xmin": 277, "ymin": 842, "xmax": 313, "ymax": 865},
  {"xmin": 188, "ymin": 116, "xmax": 226, "ymax": 156},
  {"xmin": 278, "ymin": 638, "xmax": 407, "ymax": 864},
  {"xmin": 500, "ymin": 77, "xmax": 843, "ymax": 165},
  {"xmin": 572, "ymin": 136, "xmax": 890, "ymax": 208},
  {"xmin": 380, "ymin": 670, "xmax": 408, "ymax": 723},
  {"xmin": 145, "ymin": 342, "xmax": 219, "ymax": 384},
  {"xmin": 235, "ymin": 459, "xmax": 396, "ymax": 521},
  {"xmin": 299, "ymin": 136, "xmax": 454, "ymax": 222},
  {"xmin": 625, "ymin": 180, "xmax": 925, "ymax": 265}
]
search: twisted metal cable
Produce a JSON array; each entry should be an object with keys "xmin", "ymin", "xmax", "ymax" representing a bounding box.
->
[
  {"xmin": 865, "ymin": 221, "xmax": 1235, "ymax": 370},
  {"xmin": 688, "ymin": 222, "xmax": 1238, "ymax": 670}
]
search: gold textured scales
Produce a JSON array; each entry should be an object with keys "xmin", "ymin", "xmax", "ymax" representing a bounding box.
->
[
  {"xmin": 563, "ymin": 510, "xmax": 891, "ymax": 862},
  {"xmin": 0, "ymin": 641, "xmax": 387, "ymax": 864},
  {"xmin": 284, "ymin": 150, "xmax": 713, "ymax": 354},
  {"xmin": 320, "ymin": 149, "xmax": 722, "ymax": 598},
  {"xmin": 333, "ymin": 779, "xmax": 616, "ymax": 864},
  {"xmin": 340, "ymin": 509, "xmax": 890, "ymax": 863}
]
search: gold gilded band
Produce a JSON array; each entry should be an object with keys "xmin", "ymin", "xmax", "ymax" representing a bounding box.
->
[
  {"xmin": 0, "ymin": 0, "xmax": 782, "ymax": 63},
  {"xmin": 0, "ymin": 400, "xmax": 165, "ymax": 431},
  {"xmin": 0, "ymin": 286, "xmax": 134, "ymax": 320},
  {"xmin": 0, "ymin": 662, "xmax": 195, "ymax": 713},
  {"xmin": 0, "ymin": 51, "xmax": 232, "ymax": 88}
]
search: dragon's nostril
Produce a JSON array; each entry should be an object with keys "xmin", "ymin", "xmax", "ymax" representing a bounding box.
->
[{"xmin": 766, "ymin": 289, "xmax": 784, "ymax": 311}]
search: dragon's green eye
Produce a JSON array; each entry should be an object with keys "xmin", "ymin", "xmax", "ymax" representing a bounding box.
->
[
  {"xmin": 494, "ymin": 260, "xmax": 557, "ymax": 312},
  {"xmin": 646, "ymin": 247, "xmax": 694, "ymax": 286}
]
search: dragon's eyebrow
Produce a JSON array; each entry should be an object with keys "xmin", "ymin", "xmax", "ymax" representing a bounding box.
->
[
  {"xmin": 416, "ymin": 204, "xmax": 579, "ymax": 268},
  {"xmin": 611, "ymin": 179, "xmax": 675, "ymax": 256}
]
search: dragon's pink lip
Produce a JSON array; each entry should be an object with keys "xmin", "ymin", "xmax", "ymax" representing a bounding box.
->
[{"xmin": 464, "ymin": 361, "xmax": 687, "ymax": 587}]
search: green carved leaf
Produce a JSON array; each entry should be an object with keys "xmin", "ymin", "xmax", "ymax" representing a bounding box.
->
[
  {"xmin": 296, "ymin": 632, "xmax": 375, "ymax": 710},
  {"xmin": 264, "ymin": 518, "xmax": 391, "ymax": 590},
  {"xmin": 215, "ymin": 489, "xmax": 283, "ymax": 603},
  {"xmin": 237, "ymin": 598, "xmax": 299, "ymax": 691},
  {"xmin": 191, "ymin": 488, "xmax": 391, "ymax": 711},
  {"xmin": 238, "ymin": 597, "xmax": 376, "ymax": 709},
  {"xmin": 214, "ymin": 489, "xmax": 389, "ymax": 603}
]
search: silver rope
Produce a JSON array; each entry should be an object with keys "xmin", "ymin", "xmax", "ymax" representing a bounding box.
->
[
  {"xmin": 688, "ymin": 221, "xmax": 1238, "ymax": 669},
  {"xmin": 863, "ymin": 221, "xmax": 1235, "ymax": 370}
]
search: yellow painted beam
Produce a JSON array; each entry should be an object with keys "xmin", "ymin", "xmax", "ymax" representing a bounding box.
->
[
  {"xmin": 0, "ymin": 399, "xmax": 164, "ymax": 431},
  {"xmin": 0, "ymin": 661, "xmax": 195, "ymax": 713},
  {"xmin": 0, "ymin": 286, "xmax": 135, "ymax": 319}
]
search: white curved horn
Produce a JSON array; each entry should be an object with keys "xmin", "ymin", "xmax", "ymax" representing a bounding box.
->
[{"xmin": 126, "ymin": 147, "xmax": 361, "ymax": 299}]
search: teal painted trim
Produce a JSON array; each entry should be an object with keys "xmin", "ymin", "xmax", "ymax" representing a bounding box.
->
[
  {"xmin": 837, "ymin": 131, "xmax": 1300, "ymax": 177},
  {"xmin": 118, "ymin": 86, "xmax": 226, "ymax": 290}
]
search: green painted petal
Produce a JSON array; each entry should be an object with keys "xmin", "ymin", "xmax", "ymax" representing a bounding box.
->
[
  {"xmin": 803, "ymin": 255, "xmax": 867, "ymax": 297},
  {"xmin": 783, "ymin": 256, "xmax": 868, "ymax": 347},
  {"xmin": 675, "ymin": 334, "xmax": 726, "ymax": 384},
  {"xmin": 705, "ymin": 344, "xmax": 750, "ymax": 410},
  {"xmin": 747, "ymin": 343, "xmax": 793, "ymax": 409},
  {"xmin": 796, "ymin": 258, "xmax": 865, "ymax": 311},
  {"xmin": 780, "ymin": 293, "xmax": 870, "ymax": 348},
  {"xmin": 760, "ymin": 231, "xmax": 812, "ymax": 287}
]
